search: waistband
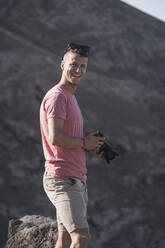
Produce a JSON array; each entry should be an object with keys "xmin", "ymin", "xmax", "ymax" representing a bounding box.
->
[{"xmin": 44, "ymin": 170, "xmax": 85, "ymax": 185}]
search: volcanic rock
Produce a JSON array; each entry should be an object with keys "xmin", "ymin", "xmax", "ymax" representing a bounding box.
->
[{"xmin": 6, "ymin": 215, "xmax": 58, "ymax": 248}]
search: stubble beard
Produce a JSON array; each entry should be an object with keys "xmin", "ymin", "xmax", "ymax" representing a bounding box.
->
[{"xmin": 68, "ymin": 76, "xmax": 81, "ymax": 87}]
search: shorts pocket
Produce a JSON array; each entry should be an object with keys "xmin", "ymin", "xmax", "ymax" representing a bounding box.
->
[
  {"xmin": 44, "ymin": 177, "xmax": 76, "ymax": 192},
  {"xmin": 55, "ymin": 178, "xmax": 76, "ymax": 192},
  {"xmin": 44, "ymin": 177, "xmax": 56, "ymax": 191}
]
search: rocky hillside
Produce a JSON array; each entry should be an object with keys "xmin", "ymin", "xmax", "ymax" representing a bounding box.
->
[{"xmin": 0, "ymin": 0, "xmax": 165, "ymax": 247}]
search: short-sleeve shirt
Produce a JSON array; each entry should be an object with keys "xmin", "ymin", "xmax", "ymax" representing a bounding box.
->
[{"xmin": 40, "ymin": 84, "xmax": 87, "ymax": 182}]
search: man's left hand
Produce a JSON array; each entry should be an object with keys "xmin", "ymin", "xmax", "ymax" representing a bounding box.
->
[{"xmin": 86, "ymin": 148, "xmax": 105, "ymax": 160}]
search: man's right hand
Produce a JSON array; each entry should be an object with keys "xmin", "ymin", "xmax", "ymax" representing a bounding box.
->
[{"xmin": 85, "ymin": 131, "xmax": 105, "ymax": 151}]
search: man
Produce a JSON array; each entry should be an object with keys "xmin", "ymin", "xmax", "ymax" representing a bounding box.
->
[{"xmin": 40, "ymin": 43, "xmax": 105, "ymax": 248}]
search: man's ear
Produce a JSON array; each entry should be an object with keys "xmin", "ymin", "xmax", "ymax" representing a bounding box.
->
[{"xmin": 61, "ymin": 60, "xmax": 64, "ymax": 70}]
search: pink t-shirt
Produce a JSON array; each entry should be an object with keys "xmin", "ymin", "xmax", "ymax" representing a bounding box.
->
[{"xmin": 40, "ymin": 84, "xmax": 87, "ymax": 182}]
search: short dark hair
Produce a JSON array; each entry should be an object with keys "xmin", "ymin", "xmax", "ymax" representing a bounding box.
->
[{"xmin": 62, "ymin": 43, "xmax": 90, "ymax": 59}]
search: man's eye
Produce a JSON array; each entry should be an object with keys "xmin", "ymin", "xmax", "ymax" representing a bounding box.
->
[{"xmin": 71, "ymin": 63, "xmax": 77, "ymax": 67}]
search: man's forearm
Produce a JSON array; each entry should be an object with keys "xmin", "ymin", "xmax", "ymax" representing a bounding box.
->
[{"xmin": 51, "ymin": 131, "xmax": 84, "ymax": 149}]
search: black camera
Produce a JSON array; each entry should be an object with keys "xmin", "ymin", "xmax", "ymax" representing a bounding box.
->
[{"xmin": 94, "ymin": 131, "xmax": 119, "ymax": 164}]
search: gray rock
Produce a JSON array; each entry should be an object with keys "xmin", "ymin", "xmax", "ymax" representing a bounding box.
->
[{"xmin": 6, "ymin": 215, "xmax": 58, "ymax": 248}]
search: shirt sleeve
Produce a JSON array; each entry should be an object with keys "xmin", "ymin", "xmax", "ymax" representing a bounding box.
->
[{"xmin": 45, "ymin": 92, "xmax": 67, "ymax": 120}]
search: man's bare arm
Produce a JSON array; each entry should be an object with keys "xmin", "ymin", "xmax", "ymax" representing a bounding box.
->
[
  {"xmin": 48, "ymin": 118, "xmax": 83, "ymax": 149},
  {"xmin": 48, "ymin": 118, "xmax": 105, "ymax": 150}
]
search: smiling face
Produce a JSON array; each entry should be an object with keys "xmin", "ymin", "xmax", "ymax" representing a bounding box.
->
[{"xmin": 61, "ymin": 51, "xmax": 88, "ymax": 87}]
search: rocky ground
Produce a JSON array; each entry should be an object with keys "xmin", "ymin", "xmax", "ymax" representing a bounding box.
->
[
  {"xmin": 6, "ymin": 215, "xmax": 58, "ymax": 248},
  {"xmin": 0, "ymin": 0, "xmax": 165, "ymax": 247}
]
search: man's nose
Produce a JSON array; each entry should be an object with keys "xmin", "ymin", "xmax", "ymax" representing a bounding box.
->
[{"xmin": 75, "ymin": 66, "xmax": 81, "ymax": 73}]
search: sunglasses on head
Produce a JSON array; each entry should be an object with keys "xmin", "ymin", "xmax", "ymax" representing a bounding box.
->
[{"xmin": 65, "ymin": 43, "xmax": 90, "ymax": 57}]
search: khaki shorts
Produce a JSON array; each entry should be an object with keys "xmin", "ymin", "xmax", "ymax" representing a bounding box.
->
[{"xmin": 43, "ymin": 170, "xmax": 88, "ymax": 233}]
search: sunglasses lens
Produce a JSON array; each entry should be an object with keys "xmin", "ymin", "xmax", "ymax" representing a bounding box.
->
[{"xmin": 67, "ymin": 43, "xmax": 90, "ymax": 56}]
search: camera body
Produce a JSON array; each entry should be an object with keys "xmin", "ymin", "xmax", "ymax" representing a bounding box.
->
[{"xmin": 94, "ymin": 131, "xmax": 119, "ymax": 164}]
